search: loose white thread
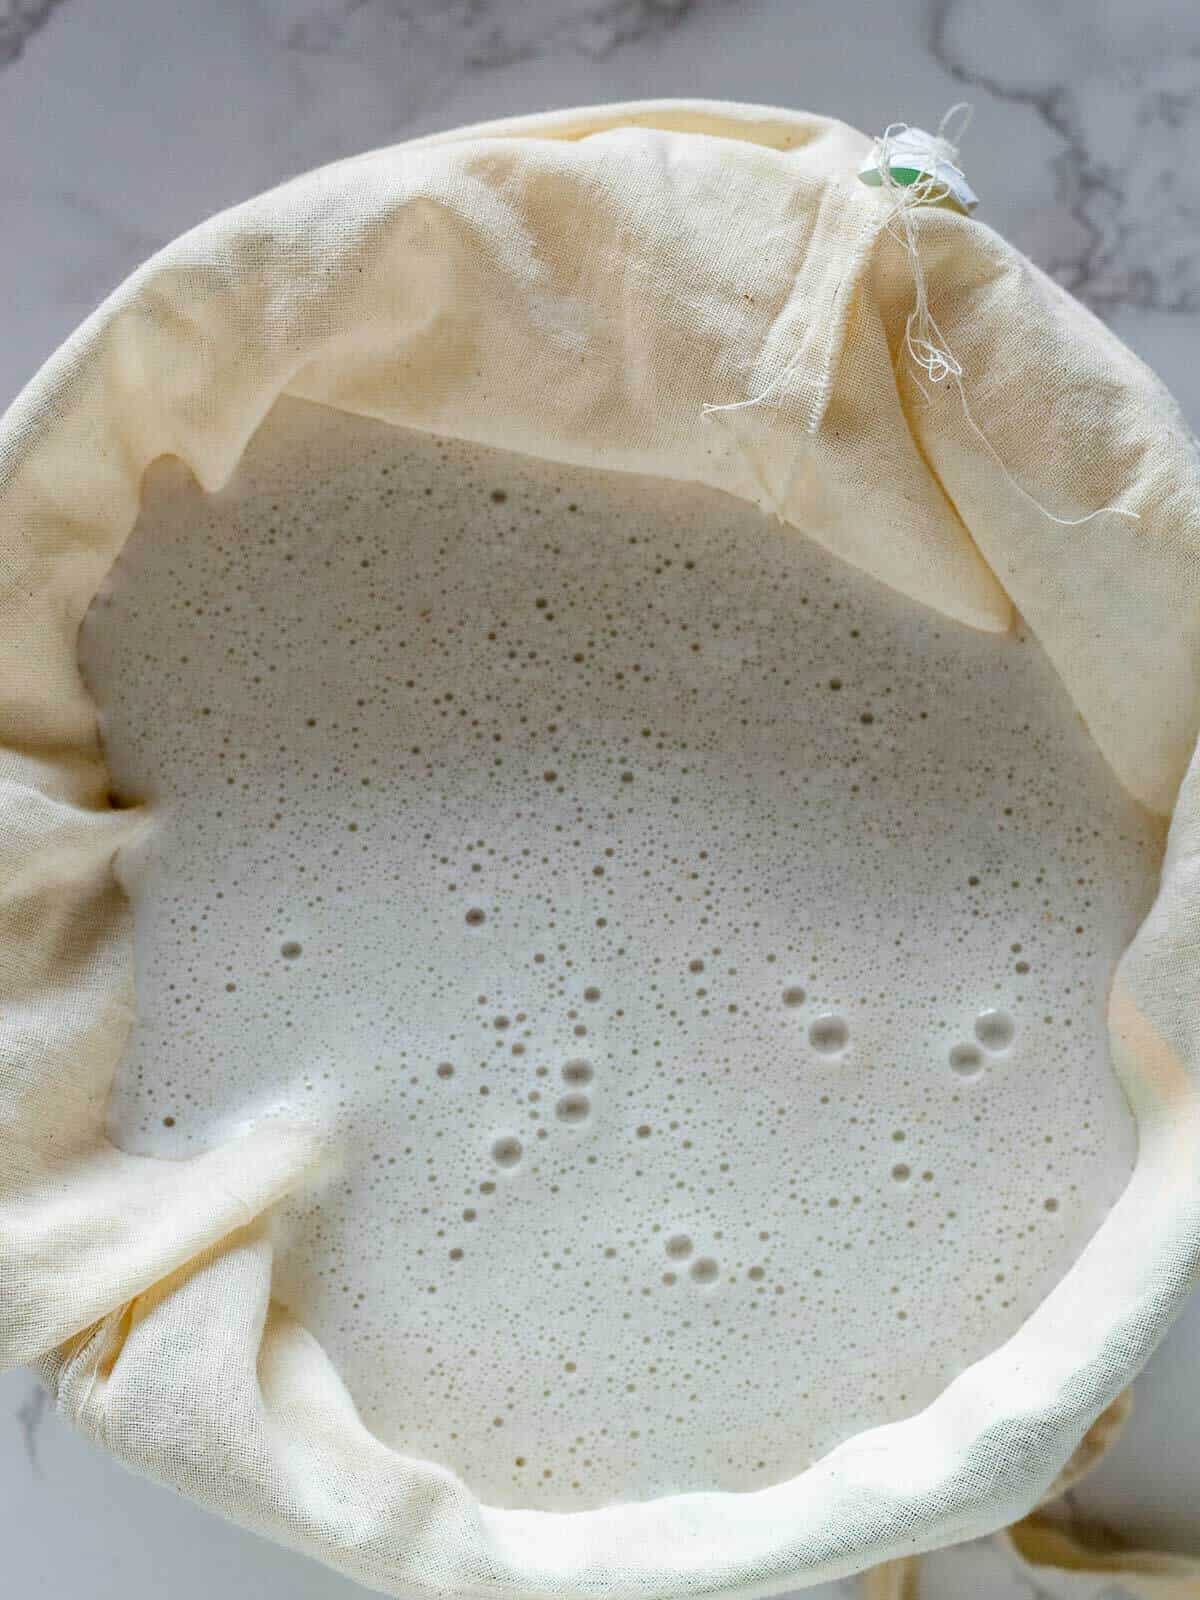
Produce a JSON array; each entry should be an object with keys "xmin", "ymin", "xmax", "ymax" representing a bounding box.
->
[
  {"xmin": 703, "ymin": 103, "xmax": 1139, "ymax": 531},
  {"xmin": 873, "ymin": 103, "xmax": 1138, "ymax": 529},
  {"xmin": 878, "ymin": 102, "xmax": 975, "ymax": 398}
]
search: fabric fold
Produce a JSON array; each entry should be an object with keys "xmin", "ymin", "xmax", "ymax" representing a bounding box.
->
[{"xmin": 2, "ymin": 97, "xmax": 1199, "ymax": 1597}]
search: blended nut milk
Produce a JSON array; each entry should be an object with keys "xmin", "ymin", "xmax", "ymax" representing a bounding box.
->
[{"xmin": 81, "ymin": 397, "xmax": 1163, "ymax": 1510}]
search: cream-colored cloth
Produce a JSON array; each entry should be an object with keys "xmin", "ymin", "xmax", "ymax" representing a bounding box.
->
[
  {"xmin": 2, "ymin": 99, "xmax": 1199, "ymax": 1597},
  {"xmin": 1002, "ymin": 1520, "xmax": 1200, "ymax": 1600},
  {"xmin": 999, "ymin": 1395, "xmax": 1200, "ymax": 1600},
  {"xmin": 863, "ymin": 1391, "xmax": 1200, "ymax": 1598}
]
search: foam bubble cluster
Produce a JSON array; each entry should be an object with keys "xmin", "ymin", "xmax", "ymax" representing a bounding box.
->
[{"xmin": 81, "ymin": 398, "xmax": 1163, "ymax": 1512}]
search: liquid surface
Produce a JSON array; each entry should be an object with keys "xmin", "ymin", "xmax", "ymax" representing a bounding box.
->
[{"xmin": 83, "ymin": 399, "xmax": 1162, "ymax": 1510}]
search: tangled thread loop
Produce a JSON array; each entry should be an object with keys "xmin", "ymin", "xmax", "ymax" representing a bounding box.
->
[{"xmin": 703, "ymin": 102, "xmax": 1138, "ymax": 531}]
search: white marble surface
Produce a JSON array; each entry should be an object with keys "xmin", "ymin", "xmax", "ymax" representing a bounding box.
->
[{"xmin": 3, "ymin": 0, "xmax": 1199, "ymax": 1594}]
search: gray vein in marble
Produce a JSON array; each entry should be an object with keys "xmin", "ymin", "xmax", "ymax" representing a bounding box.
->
[
  {"xmin": 0, "ymin": 0, "xmax": 67, "ymax": 67},
  {"xmin": 15, "ymin": 1382, "xmax": 48, "ymax": 1477},
  {"xmin": 1002, "ymin": 1555, "xmax": 1058, "ymax": 1600},
  {"xmin": 51, "ymin": 186, "xmax": 166, "ymax": 308},
  {"xmin": 928, "ymin": 0, "xmax": 1200, "ymax": 314},
  {"xmin": 285, "ymin": 0, "xmax": 717, "ymax": 71},
  {"xmin": 495, "ymin": 0, "xmax": 706, "ymax": 66},
  {"xmin": 983, "ymin": 1527, "xmax": 1069, "ymax": 1600}
]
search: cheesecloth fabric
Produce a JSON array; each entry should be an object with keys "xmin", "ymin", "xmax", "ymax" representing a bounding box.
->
[{"xmin": 2, "ymin": 100, "xmax": 1200, "ymax": 1597}]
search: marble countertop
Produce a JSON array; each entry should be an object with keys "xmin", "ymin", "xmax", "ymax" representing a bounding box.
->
[{"xmin": 3, "ymin": 1, "xmax": 1198, "ymax": 1595}]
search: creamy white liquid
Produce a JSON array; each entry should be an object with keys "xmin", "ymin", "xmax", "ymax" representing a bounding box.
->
[{"xmin": 82, "ymin": 397, "xmax": 1162, "ymax": 1511}]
